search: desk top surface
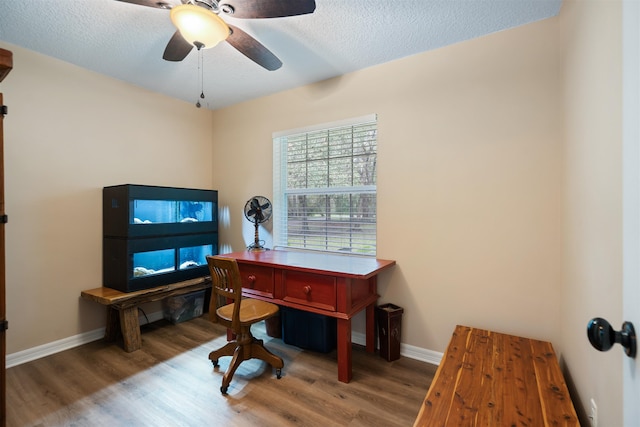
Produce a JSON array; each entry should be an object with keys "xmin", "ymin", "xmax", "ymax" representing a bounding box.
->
[
  {"xmin": 413, "ymin": 325, "xmax": 578, "ymax": 426},
  {"xmin": 221, "ymin": 250, "xmax": 395, "ymax": 279}
]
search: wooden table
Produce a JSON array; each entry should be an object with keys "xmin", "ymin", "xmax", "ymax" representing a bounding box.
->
[
  {"xmin": 81, "ymin": 277, "xmax": 211, "ymax": 352},
  {"xmin": 222, "ymin": 250, "xmax": 396, "ymax": 383},
  {"xmin": 413, "ymin": 325, "xmax": 578, "ymax": 426}
]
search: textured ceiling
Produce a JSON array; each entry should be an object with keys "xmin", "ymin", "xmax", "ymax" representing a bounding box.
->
[{"xmin": 0, "ymin": 0, "xmax": 562, "ymax": 110}]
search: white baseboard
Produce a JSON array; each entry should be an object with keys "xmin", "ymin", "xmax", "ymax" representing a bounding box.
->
[
  {"xmin": 6, "ymin": 310, "xmax": 165, "ymax": 369},
  {"xmin": 352, "ymin": 331, "xmax": 443, "ymax": 365},
  {"xmin": 352, "ymin": 330, "xmax": 366, "ymax": 346},
  {"xmin": 400, "ymin": 342, "xmax": 443, "ymax": 365},
  {"xmin": 7, "ymin": 312, "xmax": 442, "ymax": 368},
  {"xmin": 6, "ymin": 328, "xmax": 105, "ymax": 368}
]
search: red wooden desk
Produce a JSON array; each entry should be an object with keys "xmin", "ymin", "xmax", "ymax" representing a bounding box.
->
[{"xmin": 221, "ymin": 250, "xmax": 396, "ymax": 383}]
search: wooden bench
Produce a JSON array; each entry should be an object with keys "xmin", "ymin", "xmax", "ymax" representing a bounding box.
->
[
  {"xmin": 81, "ymin": 277, "xmax": 211, "ymax": 352},
  {"xmin": 413, "ymin": 325, "xmax": 579, "ymax": 426}
]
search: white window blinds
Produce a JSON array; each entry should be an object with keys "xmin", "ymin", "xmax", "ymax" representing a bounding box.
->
[{"xmin": 273, "ymin": 114, "xmax": 377, "ymax": 256}]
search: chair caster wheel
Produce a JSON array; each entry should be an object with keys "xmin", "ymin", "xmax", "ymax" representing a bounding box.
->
[
  {"xmin": 212, "ymin": 359, "xmax": 219, "ymax": 367},
  {"xmin": 276, "ymin": 368, "xmax": 282, "ymax": 379},
  {"xmin": 220, "ymin": 385, "xmax": 228, "ymax": 394}
]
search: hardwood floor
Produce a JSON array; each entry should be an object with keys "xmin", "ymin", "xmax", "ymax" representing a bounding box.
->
[{"xmin": 6, "ymin": 316, "xmax": 436, "ymax": 427}]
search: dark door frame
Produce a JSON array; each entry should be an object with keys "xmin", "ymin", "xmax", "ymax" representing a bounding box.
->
[{"xmin": 0, "ymin": 46, "xmax": 13, "ymax": 427}]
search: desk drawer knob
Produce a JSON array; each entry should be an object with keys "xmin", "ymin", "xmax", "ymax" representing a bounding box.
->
[
  {"xmin": 303, "ymin": 285, "xmax": 311, "ymax": 295},
  {"xmin": 247, "ymin": 275, "xmax": 256, "ymax": 287}
]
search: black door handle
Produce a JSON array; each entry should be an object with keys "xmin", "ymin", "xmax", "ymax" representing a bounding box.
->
[{"xmin": 587, "ymin": 317, "xmax": 636, "ymax": 358}]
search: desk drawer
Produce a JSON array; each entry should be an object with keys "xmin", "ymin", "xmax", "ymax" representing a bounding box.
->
[
  {"xmin": 239, "ymin": 264, "xmax": 274, "ymax": 299},
  {"xmin": 283, "ymin": 271, "xmax": 336, "ymax": 311}
]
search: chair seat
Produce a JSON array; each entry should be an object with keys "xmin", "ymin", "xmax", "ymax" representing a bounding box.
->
[{"xmin": 217, "ymin": 298, "xmax": 279, "ymax": 325}]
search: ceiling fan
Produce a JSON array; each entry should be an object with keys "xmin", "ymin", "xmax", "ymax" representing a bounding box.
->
[{"xmin": 115, "ymin": 0, "xmax": 316, "ymax": 71}]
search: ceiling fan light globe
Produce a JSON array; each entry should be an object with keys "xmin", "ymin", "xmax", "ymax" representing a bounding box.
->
[{"xmin": 170, "ymin": 4, "xmax": 229, "ymax": 49}]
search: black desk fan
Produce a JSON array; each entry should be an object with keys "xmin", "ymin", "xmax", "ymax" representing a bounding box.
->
[{"xmin": 244, "ymin": 196, "xmax": 272, "ymax": 252}]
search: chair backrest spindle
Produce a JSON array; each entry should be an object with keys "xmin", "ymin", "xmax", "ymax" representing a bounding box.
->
[{"xmin": 206, "ymin": 256, "xmax": 243, "ymax": 332}]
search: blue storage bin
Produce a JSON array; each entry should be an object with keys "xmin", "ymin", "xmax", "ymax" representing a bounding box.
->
[{"xmin": 281, "ymin": 306, "xmax": 336, "ymax": 353}]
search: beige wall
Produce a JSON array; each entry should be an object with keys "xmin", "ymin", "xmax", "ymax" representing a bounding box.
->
[
  {"xmin": 560, "ymin": 1, "xmax": 623, "ymax": 425},
  {"xmin": 212, "ymin": 17, "xmax": 564, "ymax": 353},
  {"xmin": 211, "ymin": 5, "xmax": 625, "ymax": 424},
  {"xmin": 1, "ymin": 43, "xmax": 215, "ymax": 353}
]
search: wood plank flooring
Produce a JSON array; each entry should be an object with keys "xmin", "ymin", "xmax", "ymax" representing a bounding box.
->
[{"xmin": 6, "ymin": 316, "xmax": 436, "ymax": 427}]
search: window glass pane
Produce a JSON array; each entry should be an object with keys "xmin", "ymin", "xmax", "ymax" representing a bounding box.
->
[
  {"xmin": 288, "ymin": 138, "xmax": 307, "ymax": 162},
  {"xmin": 287, "ymin": 161, "xmax": 306, "ymax": 189},
  {"xmin": 306, "ymin": 160, "xmax": 328, "ymax": 188},
  {"xmin": 307, "ymin": 132, "xmax": 328, "ymax": 160},
  {"xmin": 354, "ymin": 154, "xmax": 377, "ymax": 186},
  {"xmin": 329, "ymin": 157, "xmax": 352, "ymax": 187}
]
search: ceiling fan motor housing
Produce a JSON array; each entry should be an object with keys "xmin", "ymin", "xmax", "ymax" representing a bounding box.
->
[{"xmin": 117, "ymin": 0, "xmax": 316, "ymax": 70}]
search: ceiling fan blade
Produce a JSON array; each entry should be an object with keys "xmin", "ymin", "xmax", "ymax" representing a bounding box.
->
[
  {"xmin": 226, "ymin": 25, "xmax": 282, "ymax": 71},
  {"xmin": 222, "ymin": 0, "xmax": 316, "ymax": 19},
  {"xmin": 114, "ymin": 0, "xmax": 182, "ymax": 9},
  {"xmin": 163, "ymin": 30, "xmax": 194, "ymax": 61}
]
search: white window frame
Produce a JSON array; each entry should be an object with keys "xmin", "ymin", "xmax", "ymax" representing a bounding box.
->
[{"xmin": 273, "ymin": 114, "xmax": 378, "ymax": 256}]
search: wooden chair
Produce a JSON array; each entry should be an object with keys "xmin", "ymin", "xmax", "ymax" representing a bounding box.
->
[{"xmin": 206, "ymin": 255, "xmax": 284, "ymax": 394}]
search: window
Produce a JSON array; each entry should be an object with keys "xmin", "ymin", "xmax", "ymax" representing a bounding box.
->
[{"xmin": 273, "ymin": 114, "xmax": 377, "ymax": 256}]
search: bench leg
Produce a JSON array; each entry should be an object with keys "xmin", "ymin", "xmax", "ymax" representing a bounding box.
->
[
  {"xmin": 104, "ymin": 307, "xmax": 120, "ymax": 342},
  {"xmin": 119, "ymin": 306, "xmax": 142, "ymax": 352}
]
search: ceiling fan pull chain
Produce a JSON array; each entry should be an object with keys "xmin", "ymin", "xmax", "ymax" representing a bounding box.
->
[{"xmin": 196, "ymin": 44, "xmax": 205, "ymax": 108}]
